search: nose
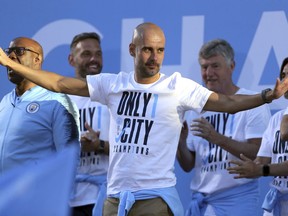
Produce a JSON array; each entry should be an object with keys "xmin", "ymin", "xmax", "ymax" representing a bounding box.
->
[
  {"xmin": 90, "ymin": 54, "xmax": 102, "ymax": 62},
  {"xmin": 150, "ymin": 52, "xmax": 158, "ymax": 62},
  {"xmin": 205, "ymin": 65, "xmax": 214, "ymax": 76},
  {"xmin": 8, "ymin": 51, "xmax": 17, "ymax": 59},
  {"xmin": 8, "ymin": 52, "xmax": 21, "ymax": 64}
]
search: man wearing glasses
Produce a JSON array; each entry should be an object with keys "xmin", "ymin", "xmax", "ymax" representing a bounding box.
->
[{"xmin": 0, "ymin": 37, "xmax": 80, "ymax": 178}]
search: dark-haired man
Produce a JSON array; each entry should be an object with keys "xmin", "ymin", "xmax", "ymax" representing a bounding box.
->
[{"xmin": 68, "ymin": 32, "xmax": 110, "ymax": 216}]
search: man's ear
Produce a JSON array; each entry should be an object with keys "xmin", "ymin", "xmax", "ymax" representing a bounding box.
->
[
  {"xmin": 129, "ymin": 43, "xmax": 135, "ymax": 57},
  {"xmin": 68, "ymin": 54, "xmax": 75, "ymax": 66},
  {"xmin": 34, "ymin": 56, "xmax": 43, "ymax": 66}
]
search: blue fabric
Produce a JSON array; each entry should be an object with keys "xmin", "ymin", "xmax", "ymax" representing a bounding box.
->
[
  {"xmin": 186, "ymin": 181, "xmax": 258, "ymax": 216},
  {"xmin": 118, "ymin": 191, "xmax": 136, "ymax": 216},
  {"xmin": 0, "ymin": 146, "xmax": 78, "ymax": 216},
  {"xmin": 109, "ymin": 186, "xmax": 184, "ymax": 216},
  {"xmin": 0, "ymin": 86, "xmax": 80, "ymax": 174},
  {"xmin": 75, "ymin": 174, "xmax": 107, "ymax": 216},
  {"xmin": 262, "ymin": 187, "xmax": 288, "ymax": 216}
]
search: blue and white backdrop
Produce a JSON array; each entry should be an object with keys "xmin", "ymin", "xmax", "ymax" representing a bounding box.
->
[{"xmin": 1, "ymin": 1, "xmax": 288, "ymax": 215}]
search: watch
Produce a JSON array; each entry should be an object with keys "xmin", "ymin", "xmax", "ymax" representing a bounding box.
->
[
  {"xmin": 262, "ymin": 164, "xmax": 270, "ymax": 176},
  {"xmin": 261, "ymin": 88, "xmax": 272, "ymax": 104},
  {"xmin": 98, "ymin": 140, "xmax": 105, "ymax": 153}
]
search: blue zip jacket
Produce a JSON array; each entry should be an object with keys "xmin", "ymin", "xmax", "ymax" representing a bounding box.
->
[{"xmin": 0, "ymin": 86, "xmax": 80, "ymax": 174}]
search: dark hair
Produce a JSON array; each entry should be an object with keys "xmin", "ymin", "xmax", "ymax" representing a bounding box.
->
[
  {"xmin": 70, "ymin": 32, "xmax": 101, "ymax": 50},
  {"xmin": 280, "ymin": 57, "xmax": 288, "ymax": 80}
]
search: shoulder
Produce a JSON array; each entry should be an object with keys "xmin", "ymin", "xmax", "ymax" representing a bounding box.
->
[
  {"xmin": 87, "ymin": 71, "xmax": 130, "ymax": 87},
  {"xmin": 43, "ymin": 88, "xmax": 70, "ymax": 101},
  {"xmin": 88, "ymin": 71, "xmax": 128, "ymax": 80},
  {"xmin": 0, "ymin": 92, "xmax": 12, "ymax": 107},
  {"xmin": 1, "ymin": 91, "xmax": 12, "ymax": 101},
  {"xmin": 164, "ymin": 71, "xmax": 184, "ymax": 80},
  {"xmin": 161, "ymin": 71, "xmax": 201, "ymax": 87},
  {"xmin": 273, "ymin": 109, "xmax": 286, "ymax": 119},
  {"xmin": 39, "ymin": 89, "xmax": 76, "ymax": 109}
]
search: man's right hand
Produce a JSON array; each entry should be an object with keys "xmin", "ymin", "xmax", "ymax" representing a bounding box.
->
[{"xmin": 80, "ymin": 122, "xmax": 100, "ymax": 152}]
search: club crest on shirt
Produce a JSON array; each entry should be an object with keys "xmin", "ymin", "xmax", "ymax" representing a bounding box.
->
[{"xmin": 26, "ymin": 102, "xmax": 40, "ymax": 113}]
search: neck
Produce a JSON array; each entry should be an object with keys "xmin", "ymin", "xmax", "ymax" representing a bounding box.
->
[
  {"xmin": 16, "ymin": 82, "xmax": 37, "ymax": 96},
  {"xmin": 225, "ymin": 84, "xmax": 240, "ymax": 95},
  {"xmin": 134, "ymin": 73, "xmax": 160, "ymax": 84}
]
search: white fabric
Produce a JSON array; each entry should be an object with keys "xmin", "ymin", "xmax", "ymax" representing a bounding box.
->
[
  {"xmin": 258, "ymin": 109, "xmax": 288, "ymax": 194},
  {"xmin": 284, "ymin": 107, "xmax": 288, "ymax": 115},
  {"xmin": 69, "ymin": 95, "xmax": 110, "ymax": 207},
  {"xmin": 185, "ymin": 88, "xmax": 271, "ymax": 194},
  {"xmin": 87, "ymin": 71, "xmax": 212, "ymax": 195}
]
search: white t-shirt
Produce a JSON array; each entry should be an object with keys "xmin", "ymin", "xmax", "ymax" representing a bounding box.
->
[
  {"xmin": 185, "ymin": 88, "xmax": 271, "ymax": 194},
  {"xmin": 87, "ymin": 71, "xmax": 212, "ymax": 195},
  {"xmin": 258, "ymin": 108, "xmax": 288, "ymax": 194},
  {"xmin": 69, "ymin": 95, "xmax": 110, "ymax": 207}
]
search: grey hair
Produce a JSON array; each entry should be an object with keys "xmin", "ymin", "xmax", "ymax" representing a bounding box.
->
[{"xmin": 199, "ymin": 39, "xmax": 235, "ymax": 66}]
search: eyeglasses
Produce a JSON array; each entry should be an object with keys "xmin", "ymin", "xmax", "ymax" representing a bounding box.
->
[{"xmin": 4, "ymin": 47, "xmax": 39, "ymax": 57}]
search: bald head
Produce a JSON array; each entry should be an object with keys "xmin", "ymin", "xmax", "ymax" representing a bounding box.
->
[
  {"xmin": 10, "ymin": 37, "xmax": 44, "ymax": 64},
  {"xmin": 129, "ymin": 22, "xmax": 166, "ymax": 84},
  {"xmin": 6, "ymin": 37, "xmax": 44, "ymax": 93},
  {"xmin": 132, "ymin": 22, "xmax": 165, "ymax": 45}
]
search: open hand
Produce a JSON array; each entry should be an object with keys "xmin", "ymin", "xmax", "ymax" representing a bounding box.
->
[
  {"xmin": 0, "ymin": 48, "xmax": 10, "ymax": 67},
  {"xmin": 190, "ymin": 117, "xmax": 220, "ymax": 143},
  {"xmin": 227, "ymin": 154, "xmax": 261, "ymax": 179}
]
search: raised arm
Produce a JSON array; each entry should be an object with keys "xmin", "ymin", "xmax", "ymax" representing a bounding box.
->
[
  {"xmin": 0, "ymin": 47, "xmax": 89, "ymax": 96},
  {"xmin": 204, "ymin": 79, "xmax": 287, "ymax": 113}
]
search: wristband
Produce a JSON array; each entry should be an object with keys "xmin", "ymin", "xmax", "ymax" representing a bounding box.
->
[
  {"xmin": 261, "ymin": 88, "xmax": 272, "ymax": 104},
  {"xmin": 262, "ymin": 164, "xmax": 270, "ymax": 176}
]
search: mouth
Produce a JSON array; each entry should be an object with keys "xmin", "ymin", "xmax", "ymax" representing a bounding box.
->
[
  {"xmin": 206, "ymin": 79, "xmax": 217, "ymax": 83},
  {"xmin": 88, "ymin": 64, "xmax": 99, "ymax": 69},
  {"xmin": 87, "ymin": 64, "xmax": 101, "ymax": 73},
  {"xmin": 146, "ymin": 63, "xmax": 158, "ymax": 69}
]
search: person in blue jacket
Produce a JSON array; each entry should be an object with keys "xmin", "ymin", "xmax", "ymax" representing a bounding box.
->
[{"xmin": 0, "ymin": 37, "xmax": 80, "ymax": 174}]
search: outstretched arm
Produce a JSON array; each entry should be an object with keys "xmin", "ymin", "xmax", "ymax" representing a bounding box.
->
[
  {"xmin": 0, "ymin": 48, "xmax": 89, "ymax": 96},
  {"xmin": 204, "ymin": 79, "xmax": 287, "ymax": 113}
]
